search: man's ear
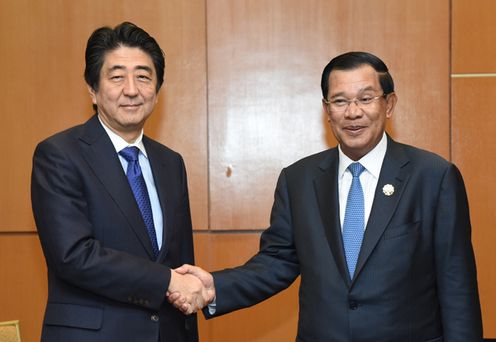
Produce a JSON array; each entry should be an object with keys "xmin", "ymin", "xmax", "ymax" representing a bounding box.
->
[
  {"xmin": 87, "ymin": 85, "xmax": 97, "ymax": 105},
  {"xmin": 385, "ymin": 93, "xmax": 397, "ymax": 119},
  {"xmin": 322, "ymin": 99, "xmax": 330, "ymax": 113},
  {"xmin": 322, "ymin": 99, "xmax": 331, "ymax": 122}
]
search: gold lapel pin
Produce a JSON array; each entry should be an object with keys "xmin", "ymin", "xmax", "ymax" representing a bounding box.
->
[{"xmin": 382, "ymin": 184, "xmax": 395, "ymax": 196}]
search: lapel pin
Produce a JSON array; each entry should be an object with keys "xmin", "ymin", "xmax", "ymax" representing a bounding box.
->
[{"xmin": 382, "ymin": 184, "xmax": 395, "ymax": 196}]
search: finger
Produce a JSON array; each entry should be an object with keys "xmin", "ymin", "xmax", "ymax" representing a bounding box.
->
[
  {"xmin": 171, "ymin": 297, "xmax": 186, "ymax": 308},
  {"xmin": 181, "ymin": 302, "xmax": 192, "ymax": 314},
  {"xmin": 167, "ymin": 292, "xmax": 181, "ymax": 302},
  {"xmin": 171, "ymin": 301, "xmax": 182, "ymax": 309},
  {"xmin": 189, "ymin": 301, "xmax": 200, "ymax": 314},
  {"xmin": 174, "ymin": 264, "xmax": 192, "ymax": 274}
]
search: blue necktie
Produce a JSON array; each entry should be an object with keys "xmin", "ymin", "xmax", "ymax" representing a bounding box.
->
[
  {"xmin": 119, "ymin": 146, "xmax": 159, "ymax": 259},
  {"xmin": 342, "ymin": 162, "xmax": 365, "ymax": 279}
]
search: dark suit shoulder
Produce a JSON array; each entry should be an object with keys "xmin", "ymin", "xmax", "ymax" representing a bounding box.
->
[
  {"xmin": 394, "ymin": 141, "xmax": 454, "ymax": 170},
  {"xmin": 142, "ymin": 135, "xmax": 182, "ymax": 158},
  {"xmin": 142, "ymin": 135, "xmax": 186, "ymax": 172},
  {"xmin": 276, "ymin": 148, "xmax": 338, "ymax": 188},
  {"xmin": 35, "ymin": 115, "xmax": 104, "ymax": 153},
  {"xmin": 285, "ymin": 148, "xmax": 336, "ymax": 172},
  {"xmin": 37, "ymin": 122, "xmax": 86, "ymax": 147},
  {"xmin": 33, "ymin": 123, "xmax": 91, "ymax": 167},
  {"xmin": 385, "ymin": 139, "xmax": 466, "ymax": 188}
]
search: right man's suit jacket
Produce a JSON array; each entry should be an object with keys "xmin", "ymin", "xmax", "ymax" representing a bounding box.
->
[
  {"xmin": 31, "ymin": 115, "xmax": 198, "ymax": 342},
  {"xmin": 208, "ymin": 136, "xmax": 482, "ymax": 341}
]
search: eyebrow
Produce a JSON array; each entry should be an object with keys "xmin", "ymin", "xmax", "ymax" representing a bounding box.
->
[
  {"xmin": 107, "ymin": 65, "xmax": 153, "ymax": 74},
  {"xmin": 135, "ymin": 65, "xmax": 153, "ymax": 74},
  {"xmin": 330, "ymin": 86, "xmax": 377, "ymax": 98}
]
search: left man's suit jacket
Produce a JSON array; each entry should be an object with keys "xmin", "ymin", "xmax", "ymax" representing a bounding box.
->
[
  {"xmin": 208, "ymin": 136, "xmax": 482, "ymax": 341},
  {"xmin": 31, "ymin": 115, "xmax": 198, "ymax": 342}
]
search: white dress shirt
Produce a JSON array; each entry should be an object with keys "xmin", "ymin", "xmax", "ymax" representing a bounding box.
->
[
  {"xmin": 338, "ymin": 133, "xmax": 387, "ymax": 231},
  {"xmin": 98, "ymin": 116, "xmax": 164, "ymax": 249}
]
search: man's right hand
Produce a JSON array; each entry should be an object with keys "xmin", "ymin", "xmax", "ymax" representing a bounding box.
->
[{"xmin": 167, "ymin": 264, "xmax": 215, "ymax": 315}]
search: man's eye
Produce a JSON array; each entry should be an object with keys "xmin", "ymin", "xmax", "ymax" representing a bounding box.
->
[
  {"xmin": 137, "ymin": 75, "xmax": 151, "ymax": 81},
  {"xmin": 359, "ymin": 96, "xmax": 373, "ymax": 104},
  {"xmin": 332, "ymin": 99, "xmax": 348, "ymax": 106},
  {"xmin": 110, "ymin": 75, "xmax": 124, "ymax": 80}
]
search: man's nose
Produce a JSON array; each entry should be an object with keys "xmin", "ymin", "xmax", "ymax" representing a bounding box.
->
[
  {"xmin": 123, "ymin": 76, "xmax": 138, "ymax": 96},
  {"xmin": 345, "ymin": 99, "xmax": 362, "ymax": 118}
]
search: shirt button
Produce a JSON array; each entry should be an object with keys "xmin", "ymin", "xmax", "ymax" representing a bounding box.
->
[
  {"xmin": 151, "ymin": 314, "xmax": 159, "ymax": 322},
  {"xmin": 349, "ymin": 300, "xmax": 359, "ymax": 310}
]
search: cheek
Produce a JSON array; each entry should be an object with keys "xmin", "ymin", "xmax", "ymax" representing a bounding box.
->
[
  {"xmin": 97, "ymin": 90, "xmax": 119, "ymax": 104},
  {"xmin": 148, "ymin": 92, "xmax": 158, "ymax": 101},
  {"xmin": 147, "ymin": 93, "xmax": 158, "ymax": 105},
  {"xmin": 328, "ymin": 115, "xmax": 343, "ymax": 129},
  {"xmin": 366, "ymin": 111, "xmax": 385, "ymax": 125},
  {"xmin": 328, "ymin": 118, "xmax": 342, "ymax": 138},
  {"xmin": 142, "ymin": 88, "xmax": 157, "ymax": 100}
]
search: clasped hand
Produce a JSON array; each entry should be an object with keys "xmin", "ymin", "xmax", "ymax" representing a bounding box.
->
[{"xmin": 167, "ymin": 264, "xmax": 215, "ymax": 315}]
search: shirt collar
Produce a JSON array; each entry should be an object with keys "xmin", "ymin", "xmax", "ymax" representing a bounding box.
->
[
  {"xmin": 338, "ymin": 132, "xmax": 387, "ymax": 179},
  {"xmin": 97, "ymin": 115, "xmax": 148, "ymax": 158}
]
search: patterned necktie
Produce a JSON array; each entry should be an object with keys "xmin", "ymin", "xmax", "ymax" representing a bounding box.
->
[
  {"xmin": 342, "ymin": 162, "xmax": 365, "ymax": 279},
  {"xmin": 119, "ymin": 146, "xmax": 159, "ymax": 259}
]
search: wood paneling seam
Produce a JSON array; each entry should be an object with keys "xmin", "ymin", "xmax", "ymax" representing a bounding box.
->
[{"xmin": 451, "ymin": 73, "xmax": 496, "ymax": 78}]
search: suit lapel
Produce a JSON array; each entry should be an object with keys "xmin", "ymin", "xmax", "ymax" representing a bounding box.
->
[
  {"xmin": 352, "ymin": 138, "xmax": 411, "ymax": 284},
  {"xmin": 143, "ymin": 137, "xmax": 174, "ymax": 261},
  {"xmin": 78, "ymin": 115, "xmax": 157, "ymax": 260},
  {"xmin": 314, "ymin": 149, "xmax": 351, "ymax": 287}
]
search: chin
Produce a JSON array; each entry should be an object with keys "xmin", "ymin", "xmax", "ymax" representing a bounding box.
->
[
  {"xmin": 342, "ymin": 136, "xmax": 367, "ymax": 148},
  {"xmin": 120, "ymin": 114, "xmax": 146, "ymax": 124}
]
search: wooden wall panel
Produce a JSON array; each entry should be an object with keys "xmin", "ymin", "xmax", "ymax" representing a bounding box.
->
[
  {"xmin": 208, "ymin": 0, "xmax": 450, "ymax": 230},
  {"xmin": 0, "ymin": 234, "xmax": 47, "ymax": 342},
  {"xmin": 452, "ymin": 0, "xmax": 496, "ymax": 335},
  {"xmin": 452, "ymin": 78, "xmax": 496, "ymax": 337},
  {"xmin": 193, "ymin": 233, "xmax": 299, "ymax": 341},
  {"xmin": 0, "ymin": 0, "xmax": 208, "ymax": 231},
  {"xmin": 452, "ymin": 0, "xmax": 496, "ymax": 73}
]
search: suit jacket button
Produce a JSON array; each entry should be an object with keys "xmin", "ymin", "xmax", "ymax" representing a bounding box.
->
[
  {"xmin": 151, "ymin": 314, "xmax": 159, "ymax": 322},
  {"xmin": 349, "ymin": 300, "xmax": 359, "ymax": 310}
]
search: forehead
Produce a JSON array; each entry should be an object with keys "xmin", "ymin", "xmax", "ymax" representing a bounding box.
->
[
  {"xmin": 328, "ymin": 64, "xmax": 381, "ymax": 96},
  {"xmin": 102, "ymin": 46, "xmax": 155, "ymax": 73}
]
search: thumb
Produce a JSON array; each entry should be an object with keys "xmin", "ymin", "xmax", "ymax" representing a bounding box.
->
[{"xmin": 174, "ymin": 264, "xmax": 193, "ymax": 274}]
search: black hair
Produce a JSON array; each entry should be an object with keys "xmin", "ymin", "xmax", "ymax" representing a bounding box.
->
[
  {"xmin": 321, "ymin": 51, "xmax": 394, "ymax": 100},
  {"xmin": 84, "ymin": 22, "xmax": 165, "ymax": 93}
]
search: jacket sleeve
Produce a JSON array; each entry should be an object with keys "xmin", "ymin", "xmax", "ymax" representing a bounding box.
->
[
  {"xmin": 434, "ymin": 163, "xmax": 483, "ymax": 340},
  {"xmin": 206, "ymin": 169, "xmax": 300, "ymax": 317}
]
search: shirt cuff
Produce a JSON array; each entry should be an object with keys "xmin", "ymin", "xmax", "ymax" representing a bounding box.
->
[{"xmin": 207, "ymin": 297, "xmax": 217, "ymax": 315}]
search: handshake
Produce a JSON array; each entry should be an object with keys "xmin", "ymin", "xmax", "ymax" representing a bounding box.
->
[{"xmin": 167, "ymin": 264, "xmax": 216, "ymax": 315}]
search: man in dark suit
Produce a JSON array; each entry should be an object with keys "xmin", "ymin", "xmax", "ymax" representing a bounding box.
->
[
  {"xmin": 31, "ymin": 22, "xmax": 211, "ymax": 341},
  {"xmin": 170, "ymin": 52, "xmax": 483, "ymax": 340}
]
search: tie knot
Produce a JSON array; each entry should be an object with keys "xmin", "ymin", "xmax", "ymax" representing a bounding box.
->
[
  {"xmin": 348, "ymin": 162, "xmax": 365, "ymax": 177},
  {"xmin": 119, "ymin": 146, "xmax": 140, "ymax": 162}
]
